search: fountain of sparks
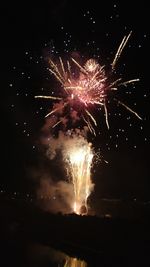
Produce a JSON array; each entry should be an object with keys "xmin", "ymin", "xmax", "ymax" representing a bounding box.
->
[{"xmin": 64, "ymin": 138, "xmax": 94, "ymax": 215}]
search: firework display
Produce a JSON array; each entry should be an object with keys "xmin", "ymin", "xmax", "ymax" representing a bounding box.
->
[{"xmin": 35, "ymin": 32, "xmax": 142, "ymax": 215}]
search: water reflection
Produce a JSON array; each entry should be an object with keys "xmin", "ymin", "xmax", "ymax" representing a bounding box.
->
[
  {"xmin": 26, "ymin": 243, "xmax": 87, "ymax": 267},
  {"xmin": 64, "ymin": 255, "xmax": 87, "ymax": 267}
]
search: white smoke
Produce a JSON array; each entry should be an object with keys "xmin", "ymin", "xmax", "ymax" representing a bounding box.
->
[{"xmin": 34, "ymin": 126, "xmax": 94, "ymax": 214}]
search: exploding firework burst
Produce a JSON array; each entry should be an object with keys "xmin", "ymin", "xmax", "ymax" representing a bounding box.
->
[{"xmin": 35, "ymin": 31, "xmax": 142, "ymax": 135}]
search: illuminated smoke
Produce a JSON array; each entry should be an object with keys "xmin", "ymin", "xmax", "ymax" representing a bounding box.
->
[{"xmin": 36, "ymin": 178, "xmax": 74, "ymax": 214}]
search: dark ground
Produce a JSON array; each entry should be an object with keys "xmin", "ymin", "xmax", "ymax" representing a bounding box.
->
[{"xmin": 1, "ymin": 195, "xmax": 150, "ymax": 266}]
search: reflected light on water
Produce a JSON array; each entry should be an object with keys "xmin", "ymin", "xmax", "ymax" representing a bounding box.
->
[{"xmin": 64, "ymin": 256, "xmax": 87, "ymax": 267}]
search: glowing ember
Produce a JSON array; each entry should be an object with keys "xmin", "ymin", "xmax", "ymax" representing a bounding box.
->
[{"xmin": 64, "ymin": 137, "xmax": 94, "ymax": 215}]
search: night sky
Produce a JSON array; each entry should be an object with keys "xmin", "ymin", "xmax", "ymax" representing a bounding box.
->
[{"xmin": 1, "ymin": 1, "xmax": 150, "ymax": 202}]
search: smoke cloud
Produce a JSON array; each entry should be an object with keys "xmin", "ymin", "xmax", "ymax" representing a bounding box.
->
[
  {"xmin": 37, "ymin": 177, "xmax": 74, "ymax": 214},
  {"xmin": 34, "ymin": 124, "xmax": 93, "ymax": 214}
]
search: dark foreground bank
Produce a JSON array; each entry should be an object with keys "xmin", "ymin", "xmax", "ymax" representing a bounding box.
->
[{"xmin": 0, "ymin": 197, "xmax": 150, "ymax": 266}]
